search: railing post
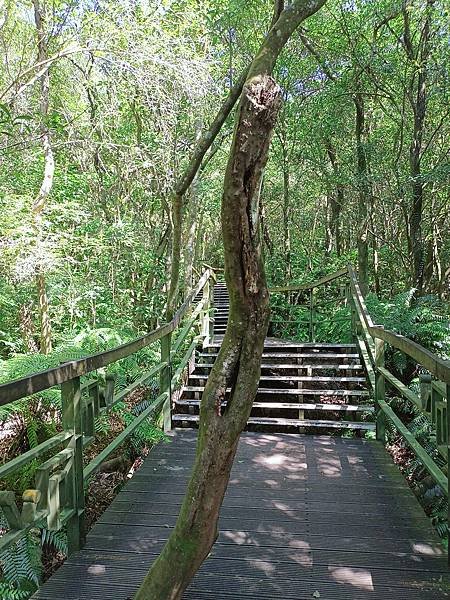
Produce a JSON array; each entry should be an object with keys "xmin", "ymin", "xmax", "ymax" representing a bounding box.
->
[
  {"xmin": 61, "ymin": 376, "xmax": 85, "ymax": 553},
  {"xmin": 347, "ymin": 286, "xmax": 357, "ymax": 341},
  {"xmin": 419, "ymin": 373, "xmax": 432, "ymax": 414},
  {"xmin": 160, "ymin": 333, "xmax": 172, "ymax": 432},
  {"xmin": 374, "ymin": 335, "xmax": 386, "ymax": 443}
]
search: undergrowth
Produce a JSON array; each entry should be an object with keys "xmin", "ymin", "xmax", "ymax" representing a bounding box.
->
[{"xmin": 0, "ymin": 328, "xmax": 166, "ymax": 598}]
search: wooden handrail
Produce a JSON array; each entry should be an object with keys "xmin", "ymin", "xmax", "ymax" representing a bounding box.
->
[
  {"xmin": 270, "ymin": 268, "xmax": 347, "ymax": 293},
  {"xmin": 0, "ymin": 269, "xmax": 213, "ymax": 405},
  {"xmin": 370, "ymin": 326, "xmax": 450, "ymax": 384},
  {"xmin": 270, "ymin": 263, "xmax": 450, "ymax": 384},
  {"xmin": 347, "ymin": 264, "xmax": 374, "ymax": 329},
  {"xmin": 347, "ymin": 264, "xmax": 450, "ymax": 384},
  {"xmin": 0, "ymin": 268, "xmax": 214, "ymax": 555}
]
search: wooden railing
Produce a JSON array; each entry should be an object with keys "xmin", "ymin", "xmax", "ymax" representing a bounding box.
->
[
  {"xmin": 347, "ymin": 264, "xmax": 449, "ymax": 497},
  {"xmin": 270, "ymin": 268, "xmax": 350, "ymax": 342},
  {"xmin": 271, "ymin": 266, "xmax": 449, "ymax": 504},
  {"xmin": 0, "ymin": 269, "xmax": 215, "ymax": 557}
]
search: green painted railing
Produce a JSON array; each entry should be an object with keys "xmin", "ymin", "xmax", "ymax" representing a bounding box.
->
[
  {"xmin": 347, "ymin": 264, "xmax": 449, "ymax": 494},
  {"xmin": 270, "ymin": 268, "xmax": 350, "ymax": 342},
  {"xmin": 274, "ymin": 265, "xmax": 449, "ymax": 557},
  {"xmin": 0, "ymin": 269, "xmax": 216, "ymax": 557}
]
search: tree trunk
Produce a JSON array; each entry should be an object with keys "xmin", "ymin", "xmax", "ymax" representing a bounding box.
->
[
  {"xmin": 183, "ymin": 120, "xmax": 203, "ymax": 298},
  {"xmin": 19, "ymin": 303, "xmax": 39, "ymax": 353},
  {"xmin": 282, "ymin": 145, "xmax": 292, "ymax": 279},
  {"xmin": 404, "ymin": 1, "xmax": 432, "ymax": 295},
  {"xmin": 134, "ymin": 2, "xmax": 327, "ymax": 599},
  {"xmin": 165, "ymin": 0, "xmax": 294, "ymax": 318},
  {"xmin": 354, "ymin": 92, "xmax": 370, "ymax": 296},
  {"xmin": 32, "ymin": 0, "xmax": 53, "ymax": 354},
  {"xmin": 324, "ymin": 138, "xmax": 344, "ymax": 255},
  {"xmin": 183, "ymin": 187, "xmax": 199, "ymax": 298},
  {"xmin": 325, "ymin": 191, "xmax": 333, "ymax": 255}
]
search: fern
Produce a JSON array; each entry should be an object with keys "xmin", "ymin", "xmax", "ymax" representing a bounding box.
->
[
  {"xmin": 366, "ymin": 292, "xmax": 450, "ymax": 359},
  {"xmin": 0, "ymin": 582, "xmax": 31, "ymax": 600},
  {"xmin": 0, "ymin": 533, "xmax": 42, "ymax": 593},
  {"xmin": 94, "ymin": 413, "xmax": 110, "ymax": 436},
  {"xmin": 40, "ymin": 528, "xmax": 68, "ymax": 556}
]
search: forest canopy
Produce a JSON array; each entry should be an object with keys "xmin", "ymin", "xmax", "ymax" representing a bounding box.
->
[{"xmin": 0, "ymin": 0, "xmax": 448, "ymax": 360}]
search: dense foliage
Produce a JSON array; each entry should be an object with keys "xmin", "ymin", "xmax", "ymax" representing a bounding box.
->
[{"xmin": 0, "ymin": 0, "xmax": 449, "ymax": 597}]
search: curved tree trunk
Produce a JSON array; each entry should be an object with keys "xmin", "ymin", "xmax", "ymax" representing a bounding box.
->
[
  {"xmin": 165, "ymin": 0, "xmax": 296, "ymax": 318},
  {"xmin": 134, "ymin": 2, "xmax": 327, "ymax": 599}
]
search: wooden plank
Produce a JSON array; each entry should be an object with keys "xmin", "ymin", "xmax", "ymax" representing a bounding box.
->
[
  {"xmin": 378, "ymin": 366, "xmax": 422, "ymax": 408},
  {"xmin": 0, "ymin": 431, "xmax": 72, "ymax": 478},
  {"xmin": 188, "ymin": 374, "xmax": 367, "ymax": 383},
  {"xmin": 31, "ymin": 431, "xmax": 448, "ymax": 600},
  {"xmin": 370, "ymin": 326, "xmax": 450, "ymax": 383},
  {"xmin": 173, "ymin": 414, "xmax": 375, "ymax": 430},
  {"xmin": 175, "ymin": 399, "xmax": 374, "ymax": 412},
  {"xmin": 207, "ymin": 341, "xmax": 358, "ymax": 349},
  {"xmin": 357, "ymin": 336, "xmax": 376, "ymax": 390},
  {"xmin": 83, "ymin": 392, "xmax": 168, "ymax": 480},
  {"xmin": 196, "ymin": 363, "xmax": 364, "ymax": 370},
  {"xmin": 182, "ymin": 386, "xmax": 369, "ymax": 396},
  {"xmin": 378, "ymin": 398, "xmax": 448, "ymax": 494}
]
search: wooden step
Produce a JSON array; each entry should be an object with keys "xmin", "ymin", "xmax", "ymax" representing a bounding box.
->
[
  {"xmin": 207, "ymin": 342, "xmax": 357, "ymax": 350},
  {"xmin": 175, "ymin": 399, "xmax": 374, "ymax": 413},
  {"xmin": 188, "ymin": 374, "xmax": 366, "ymax": 385},
  {"xmin": 194, "ymin": 363, "xmax": 364, "ymax": 372},
  {"xmin": 172, "ymin": 414, "xmax": 375, "ymax": 431},
  {"xmin": 182, "ymin": 386, "xmax": 369, "ymax": 397},
  {"xmin": 199, "ymin": 352, "xmax": 361, "ymax": 361}
]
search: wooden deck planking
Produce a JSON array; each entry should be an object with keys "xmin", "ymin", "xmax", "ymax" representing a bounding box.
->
[{"xmin": 33, "ymin": 430, "xmax": 449, "ymax": 600}]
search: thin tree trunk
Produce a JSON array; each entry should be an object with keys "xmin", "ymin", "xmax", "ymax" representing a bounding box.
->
[
  {"xmin": 325, "ymin": 190, "xmax": 333, "ymax": 255},
  {"xmin": 282, "ymin": 146, "xmax": 292, "ymax": 279},
  {"xmin": 403, "ymin": 1, "xmax": 432, "ymax": 295},
  {"xmin": 183, "ymin": 120, "xmax": 203, "ymax": 298},
  {"xmin": 354, "ymin": 92, "xmax": 370, "ymax": 296},
  {"xmin": 324, "ymin": 138, "xmax": 344, "ymax": 255},
  {"xmin": 32, "ymin": 0, "xmax": 53, "ymax": 354},
  {"xmin": 19, "ymin": 303, "xmax": 39, "ymax": 353},
  {"xmin": 134, "ymin": 2, "xmax": 327, "ymax": 598}
]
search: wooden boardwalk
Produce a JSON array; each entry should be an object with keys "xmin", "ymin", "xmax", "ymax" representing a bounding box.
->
[{"xmin": 33, "ymin": 430, "xmax": 449, "ymax": 600}]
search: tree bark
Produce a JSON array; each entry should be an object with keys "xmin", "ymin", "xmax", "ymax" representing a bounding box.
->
[
  {"xmin": 354, "ymin": 92, "xmax": 370, "ymax": 296},
  {"xmin": 403, "ymin": 0, "xmax": 433, "ymax": 295},
  {"xmin": 19, "ymin": 303, "xmax": 39, "ymax": 353},
  {"xmin": 324, "ymin": 138, "xmax": 344, "ymax": 255},
  {"xmin": 183, "ymin": 120, "xmax": 203, "ymax": 298},
  {"xmin": 282, "ymin": 142, "xmax": 292, "ymax": 279},
  {"xmin": 32, "ymin": 0, "xmax": 53, "ymax": 355},
  {"xmin": 165, "ymin": 0, "xmax": 297, "ymax": 318},
  {"xmin": 134, "ymin": 2, "xmax": 327, "ymax": 599}
]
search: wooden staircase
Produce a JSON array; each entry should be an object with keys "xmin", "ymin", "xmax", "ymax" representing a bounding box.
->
[{"xmin": 173, "ymin": 282, "xmax": 375, "ymax": 433}]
